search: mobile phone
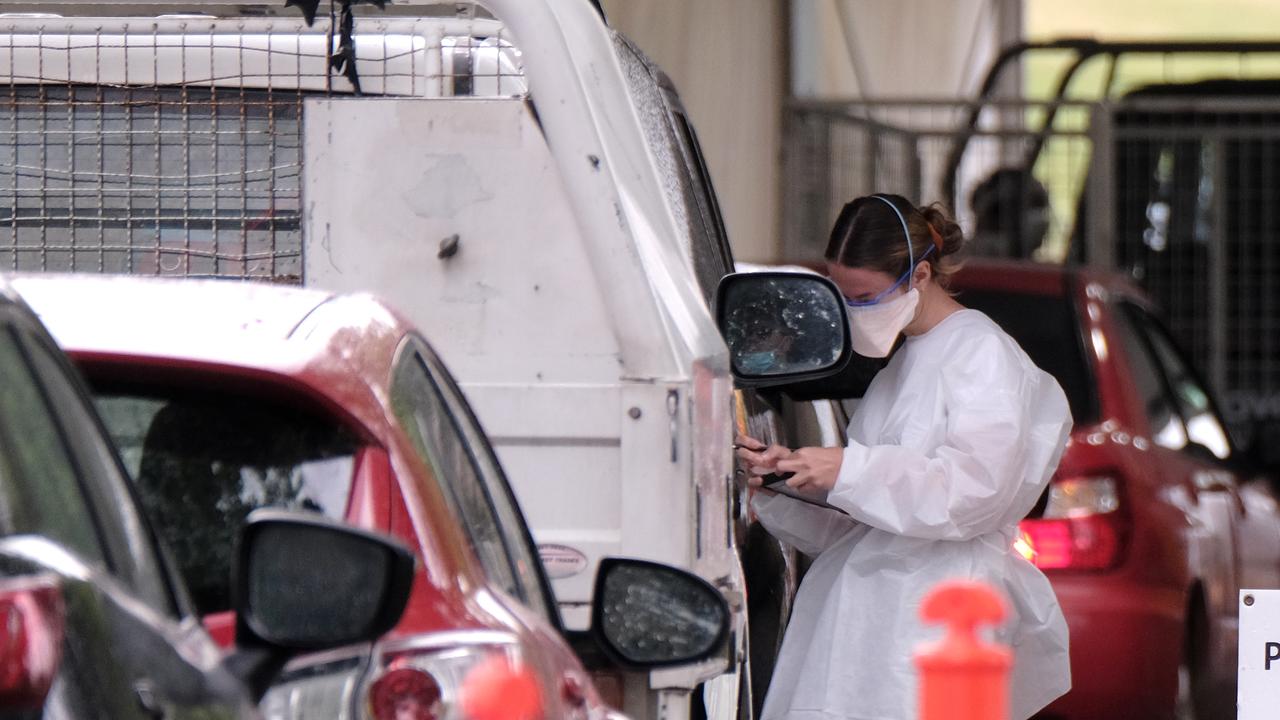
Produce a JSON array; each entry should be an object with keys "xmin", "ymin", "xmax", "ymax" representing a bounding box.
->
[{"xmin": 761, "ymin": 472, "xmax": 796, "ymax": 487}]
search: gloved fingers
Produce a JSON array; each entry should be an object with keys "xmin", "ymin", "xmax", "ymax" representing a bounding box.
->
[
  {"xmin": 777, "ymin": 447, "xmax": 842, "ymax": 492},
  {"xmin": 734, "ymin": 448, "xmax": 767, "ymax": 475},
  {"xmin": 776, "ymin": 456, "xmax": 805, "ymax": 475},
  {"xmin": 749, "ymin": 463, "xmax": 782, "ymax": 477},
  {"xmin": 736, "ymin": 444, "xmax": 790, "ymax": 469},
  {"xmin": 735, "ymin": 446, "xmax": 766, "ymax": 468},
  {"xmin": 761, "ymin": 445, "xmax": 792, "ymax": 463},
  {"xmin": 784, "ymin": 471, "xmax": 815, "ymax": 490},
  {"xmin": 747, "ymin": 449, "xmax": 789, "ymax": 477}
]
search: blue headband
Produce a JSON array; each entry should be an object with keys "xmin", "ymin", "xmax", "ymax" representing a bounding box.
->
[
  {"xmin": 845, "ymin": 195, "xmax": 934, "ymax": 307},
  {"xmin": 872, "ymin": 194, "xmax": 913, "ymax": 269}
]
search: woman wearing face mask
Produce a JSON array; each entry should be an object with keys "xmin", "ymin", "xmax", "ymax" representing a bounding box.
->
[{"xmin": 737, "ymin": 194, "xmax": 1072, "ymax": 720}]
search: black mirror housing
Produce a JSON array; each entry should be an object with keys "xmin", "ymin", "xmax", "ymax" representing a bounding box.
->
[
  {"xmin": 715, "ymin": 272, "xmax": 853, "ymax": 389},
  {"xmin": 233, "ymin": 510, "xmax": 415, "ymax": 652},
  {"xmin": 589, "ymin": 558, "xmax": 729, "ymax": 669}
]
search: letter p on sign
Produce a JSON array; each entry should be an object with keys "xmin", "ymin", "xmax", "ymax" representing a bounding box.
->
[{"xmin": 1240, "ymin": 590, "xmax": 1280, "ymax": 719}]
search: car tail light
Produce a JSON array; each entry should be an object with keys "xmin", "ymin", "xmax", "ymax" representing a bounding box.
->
[
  {"xmin": 1017, "ymin": 476, "xmax": 1128, "ymax": 571},
  {"xmin": 0, "ymin": 575, "xmax": 65, "ymax": 709},
  {"xmin": 369, "ymin": 663, "xmax": 444, "ymax": 720},
  {"xmin": 367, "ymin": 638, "xmax": 541, "ymax": 720}
]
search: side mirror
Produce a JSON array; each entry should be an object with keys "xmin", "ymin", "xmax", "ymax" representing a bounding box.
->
[
  {"xmin": 235, "ymin": 510, "xmax": 415, "ymax": 651},
  {"xmin": 715, "ymin": 272, "xmax": 852, "ymax": 388},
  {"xmin": 590, "ymin": 558, "xmax": 729, "ymax": 669},
  {"xmin": 226, "ymin": 510, "xmax": 415, "ymax": 700}
]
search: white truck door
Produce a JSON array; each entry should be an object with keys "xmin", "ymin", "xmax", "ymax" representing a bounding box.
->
[{"xmin": 301, "ymin": 97, "xmax": 695, "ymax": 629}]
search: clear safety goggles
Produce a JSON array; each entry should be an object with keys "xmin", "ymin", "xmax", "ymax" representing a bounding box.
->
[{"xmin": 844, "ymin": 245, "xmax": 934, "ymax": 308}]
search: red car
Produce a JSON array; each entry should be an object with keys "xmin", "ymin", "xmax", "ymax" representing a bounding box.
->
[
  {"xmin": 0, "ymin": 276, "xmax": 414, "ymax": 717},
  {"xmin": 953, "ymin": 260, "xmax": 1280, "ymax": 720},
  {"xmin": 14, "ymin": 274, "xmax": 729, "ymax": 720}
]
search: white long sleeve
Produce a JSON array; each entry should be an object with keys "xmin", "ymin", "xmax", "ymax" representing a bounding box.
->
[
  {"xmin": 827, "ymin": 332, "xmax": 1070, "ymax": 541},
  {"xmin": 751, "ymin": 492, "xmax": 859, "ymax": 557}
]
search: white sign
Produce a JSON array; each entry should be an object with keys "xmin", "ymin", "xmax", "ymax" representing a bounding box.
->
[{"xmin": 1239, "ymin": 589, "xmax": 1280, "ymax": 720}]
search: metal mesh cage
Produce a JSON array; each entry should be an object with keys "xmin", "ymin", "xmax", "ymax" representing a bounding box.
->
[
  {"xmin": 783, "ymin": 95, "xmax": 1280, "ymax": 433},
  {"xmin": 781, "ymin": 100, "xmax": 1092, "ymax": 264},
  {"xmin": 1, "ymin": 84, "xmax": 304, "ymax": 277},
  {"xmin": 0, "ymin": 10, "xmax": 525, "ymax": 279},
  {"xmin": 1096, "ymin": 98, "xmax": 1280, "ymax": 420}
]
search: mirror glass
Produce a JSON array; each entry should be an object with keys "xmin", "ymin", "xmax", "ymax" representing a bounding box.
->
[
  {"xmin": 597, "ymin": 560, "xmax": 728, "ymax": 666},
  {"xmin": 244, "ymin": 522, "xmax": 391, "ymax": 648},
  {"xmin": 720, "ymin": 274, "xmax": 845, "ymax": 379}
]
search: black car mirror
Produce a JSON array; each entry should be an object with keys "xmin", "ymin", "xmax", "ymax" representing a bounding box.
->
[
  {"xmin": 715, "ymin": 272, "xmax": 852, "ymax": 388},
  {"xmin": 590, "ymin": 558, "xmax": 729, "ymax": 669},
  {"xmin": 234, "ymin": 510, "xmax": 414, "ymax": 651}
]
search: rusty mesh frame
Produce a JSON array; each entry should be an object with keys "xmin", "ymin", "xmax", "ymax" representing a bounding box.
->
[{"xmin": 0, "ymin": 7, "xmax": 524, "ymax": 279}]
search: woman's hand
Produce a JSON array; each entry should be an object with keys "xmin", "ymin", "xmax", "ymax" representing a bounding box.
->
[
  {"xmin": 735, "ymin": 433, "xmax": 791, "ymax": 490},
  {"xmin": 776, "ymin": 447, "xmax": 845, "ymax": 493}
]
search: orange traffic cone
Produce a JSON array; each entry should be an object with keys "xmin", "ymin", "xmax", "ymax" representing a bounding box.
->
[
  {"xmin": 915, "ymin": 581, "xmax": 1012, "ymax": 720},
  {"xmin": 459, "ymin": 656, "xmax": 543, "ymax": 720}
]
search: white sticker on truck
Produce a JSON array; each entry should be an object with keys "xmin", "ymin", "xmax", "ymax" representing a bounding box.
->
[
  {"xmin": 1239, "ymin": 589, "xmax": 1280, "ymax": 720},
  {"xmin": 539, "ymin": 544, "xmax": 589, "ymax": 579}
]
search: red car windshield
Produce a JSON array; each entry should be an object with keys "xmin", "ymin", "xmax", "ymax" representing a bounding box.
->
[{"xmin": 93, "ymin": 387, "xmax": 358, "ymax": 616}]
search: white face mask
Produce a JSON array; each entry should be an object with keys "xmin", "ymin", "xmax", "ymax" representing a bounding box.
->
[{"xmin": 847, "ymin": 287, "xmax": 919, "ymax": 358}]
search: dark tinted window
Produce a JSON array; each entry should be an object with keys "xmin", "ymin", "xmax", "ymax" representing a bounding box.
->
[
  {"xmin": 671, "ymin": 111, "xmax": 734, "ymax": 299},
  {"xmin": 0, "ymin": 325, "xmax": 104, "ymax": 563},
  {"xmin": 612, "ymin": 34, "xmax": 732, "ymax": 303},
  {"xmin": 956, "ymin": 289, "xmax": 1099, "ymax": 424},
  {"xmin": 1111, "ymin": 305, "xmax": 1189, "ymax": 450},
  {"xmin": 23, "ymin": 335, "xmax": 174, "ymax": 612},
  {"xmin": 94, "ymin": 388, "xmax": 358, "ymax": 615},
  {"xmin": 1120, "ymin": 303, "xmax": 1231, "ymax": 458}
]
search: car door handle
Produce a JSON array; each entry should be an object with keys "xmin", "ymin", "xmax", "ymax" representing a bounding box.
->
[
  {"xmin": 134, "ymin": 679, "xmax": 166, "ymax": 719},
  {"xmin": 560, "ymin": 673, "xmax": 589, "ymax": 708},
  {"xmin": 1193, "ymin": 470, "xmax": 1248, "ymax": 516},
  {"xmin": 1194, "ymin": 471, "xmax": 1236, "ymax": 493}
]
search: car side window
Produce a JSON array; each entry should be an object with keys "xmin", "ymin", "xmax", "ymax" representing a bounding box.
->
[
  {"xmin": 0, "ymin": 323, "xmax": 105, "ymax": 565},
  {"xmin": 21, "ymin": 333, "xmax": 178, "ymax": 614},
  {"xmin": 411, "ymin": 340, "xmax": 555, "ymax": 624},
  {"xmin": 671, "ymin": 109, "xmax": 734, "ymax": 299},
  {"xmin": 92, "ymin": 386, "xmax": 358, "ymax": 617},
  {"xmin": 612, "ymin": 35, "xmax": 733, "ymax": 303},
  {"xmin": 1112, "ymin": 303, "xmax": 1189, "ymax": 450},
  {"xmin": 1122, "ymin": 305, "xmax": 1232, "ymax": 460},
  {"xmin": 390, "ymin": 344, "xmax": 550, "ymax": 619}
]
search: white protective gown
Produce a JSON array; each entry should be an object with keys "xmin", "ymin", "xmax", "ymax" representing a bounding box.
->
[{"xmin": 755, "ymin": 309, "xmax": 1072, "ymax": 720}]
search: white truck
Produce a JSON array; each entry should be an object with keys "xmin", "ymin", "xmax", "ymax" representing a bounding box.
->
[{"xmin": 0, "ymin": 2, "xmax": 862, "ymax": 718}]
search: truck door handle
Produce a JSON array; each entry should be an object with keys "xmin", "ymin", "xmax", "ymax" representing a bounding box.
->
[
  {"xmin": 134, "ymin": 679, "xmax": 165, "ymax": 719},
  {"xmin": 1193, "ymin": 471, "xmax": 1235, "ymax": 493},
  {"xmin": 667, "ymin": 389, "xmax": 679, "ymax": 463}
]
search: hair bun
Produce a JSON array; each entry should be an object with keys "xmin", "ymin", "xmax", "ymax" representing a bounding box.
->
[{"xmin": 919, "ymin": 204, "xmax": 965, "ymax": 257}]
